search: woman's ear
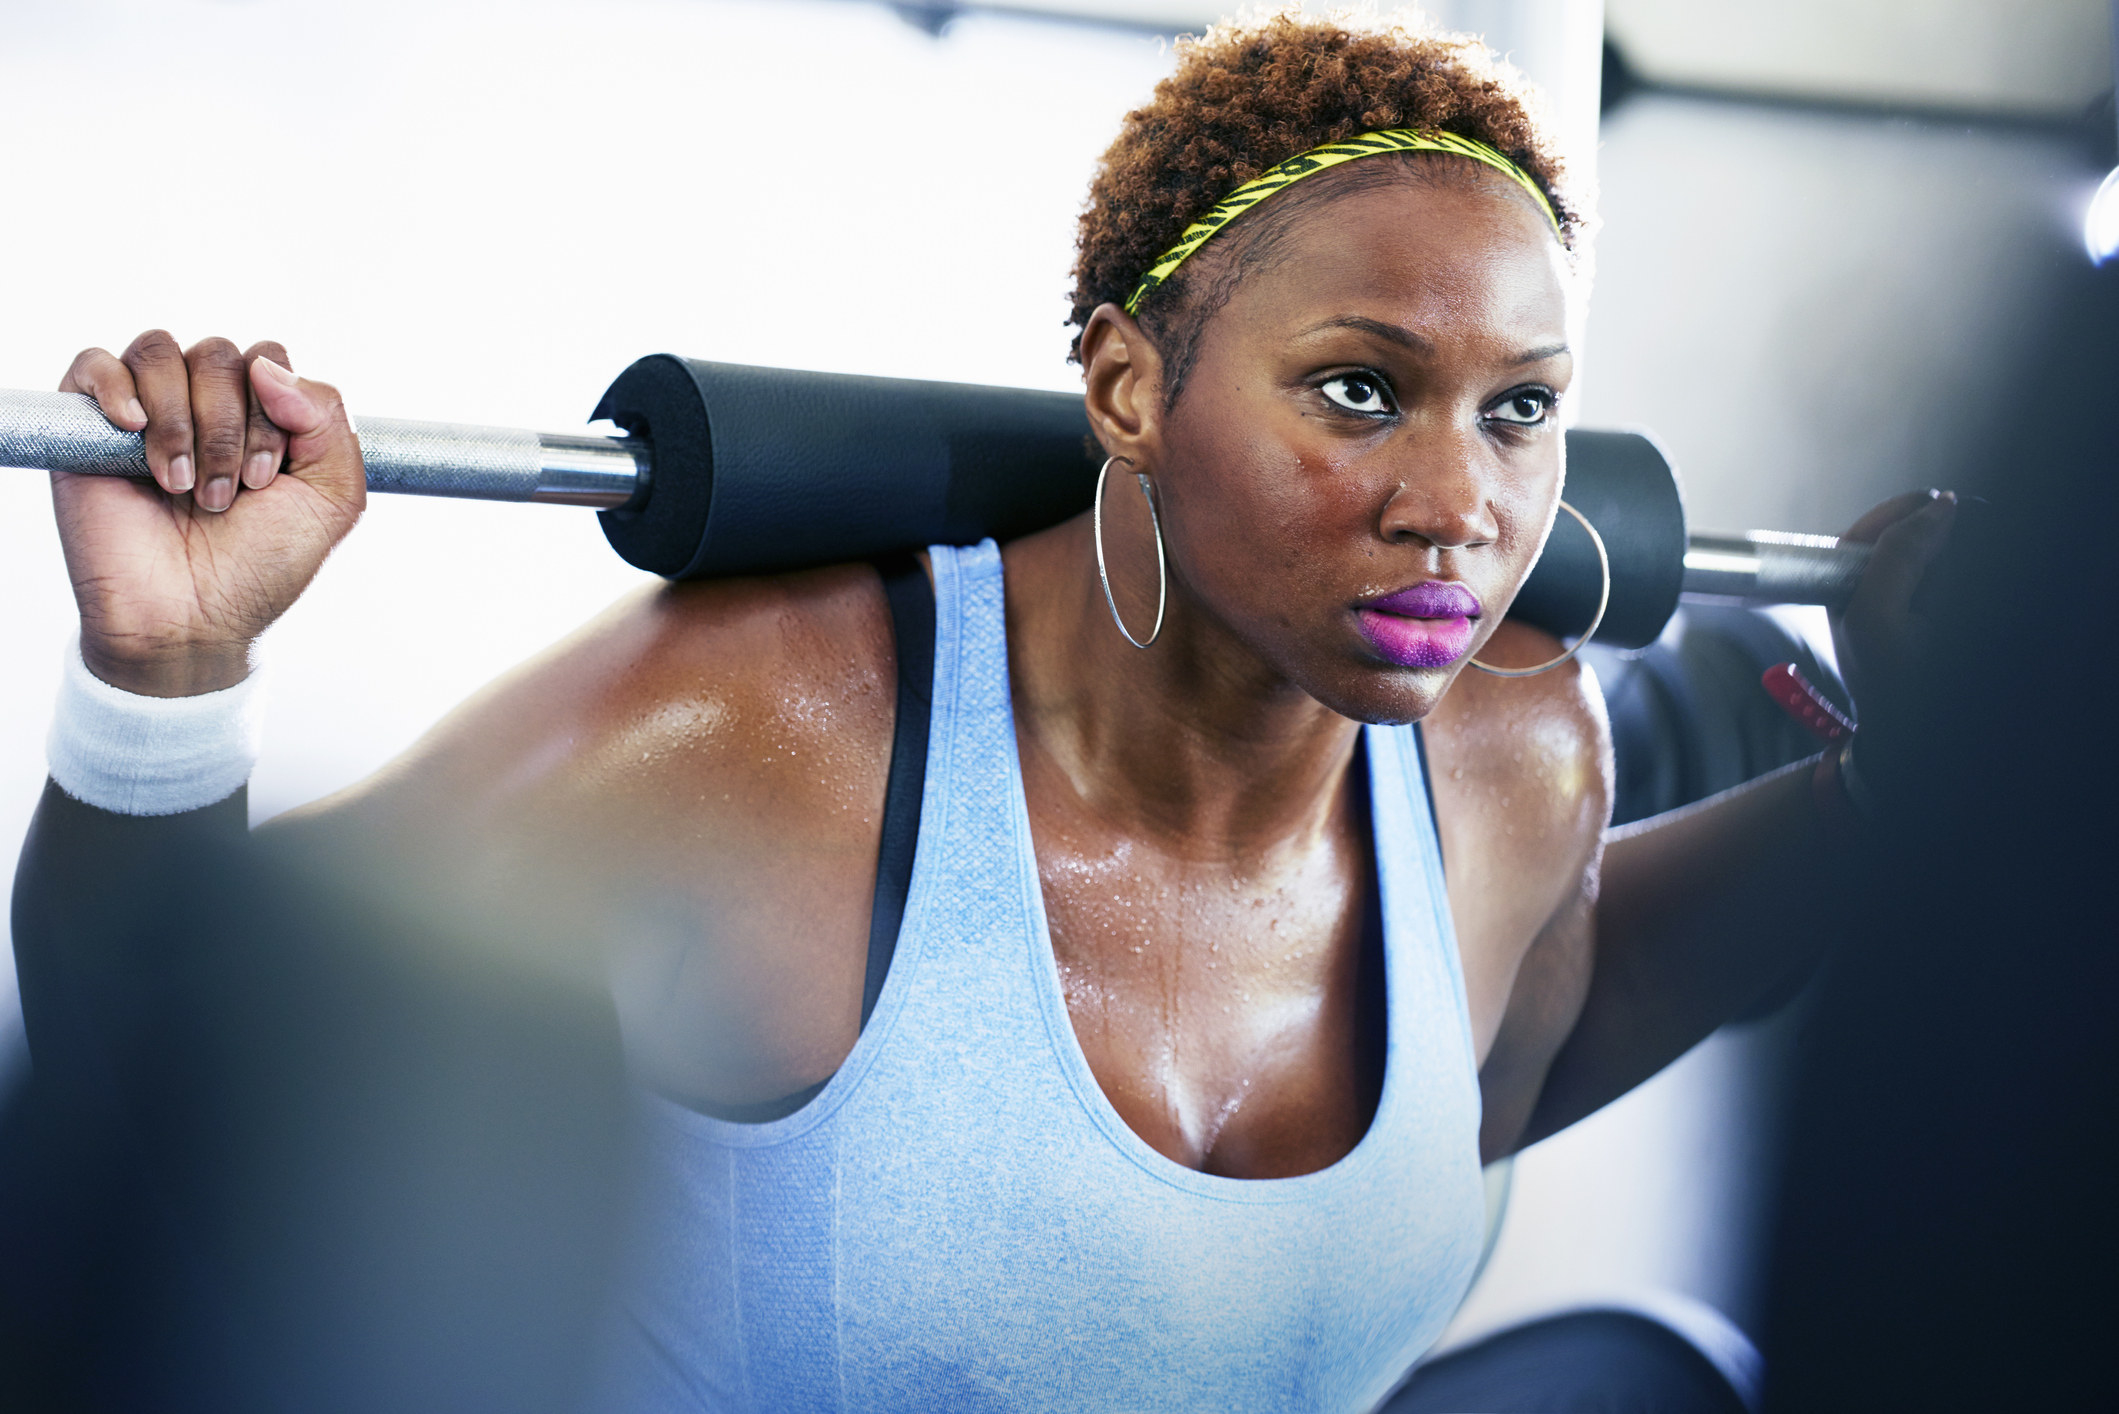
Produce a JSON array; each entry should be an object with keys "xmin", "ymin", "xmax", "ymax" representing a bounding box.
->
[{"xmin": 1079, "ymin": 303, "xmax": 1164, "ymax": 467}]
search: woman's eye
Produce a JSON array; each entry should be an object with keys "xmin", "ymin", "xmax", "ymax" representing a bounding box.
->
[
  {"xmin": 1487, "ymin": 390, "xmax": 1553, "ymax": 426},
  {"xmin": 1320, "ymin": 373, "xmax": 1394, "ymax": 415}
]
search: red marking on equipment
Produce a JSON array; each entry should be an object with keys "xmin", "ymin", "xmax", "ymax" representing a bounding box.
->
[{"xmin": 1762, "ymin": 661, "xmax": 1854, "ymax": 742}]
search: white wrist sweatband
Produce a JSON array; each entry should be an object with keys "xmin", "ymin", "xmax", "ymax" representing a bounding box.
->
[{"xmin": 46, "ymin": 636, "xmax": 263, "ymax": 815}]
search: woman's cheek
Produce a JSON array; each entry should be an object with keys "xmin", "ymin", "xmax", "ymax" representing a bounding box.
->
[{"xmin": 1167, "ymin": 449, "xmax": 1297, "ymax": 573}]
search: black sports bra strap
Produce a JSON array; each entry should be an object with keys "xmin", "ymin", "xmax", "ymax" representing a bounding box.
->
[
  {"xmin": 685, "ymin": 557, "xmax": 932, "ymax": 1124},
  {"xmin": 863, "ymin": 553, "xmax": 937, "ymax": 1028}
]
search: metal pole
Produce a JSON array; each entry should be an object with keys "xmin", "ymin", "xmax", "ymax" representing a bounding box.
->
[
  {"xmin": 0, "ymin": 389, "xmax": 647, "ymax": 510},
  {"xmin": 0, "ymin": 386, "xmax": 1871, "ymax": 607}
]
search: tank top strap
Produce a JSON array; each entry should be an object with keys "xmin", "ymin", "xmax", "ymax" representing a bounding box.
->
[
  {"xmin": 1364, "ymin": 721, "xmax": 1480, "ymax": 1103},
  {"xmin": 894, "ymin": 540, "xmax": 1040, "ymax": 982},
  {"xmin": 927, "ymin": 538, "xmax": 1013, "ymax": 755}
]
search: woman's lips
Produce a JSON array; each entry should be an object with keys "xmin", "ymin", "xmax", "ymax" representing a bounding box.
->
[
  {"xmin": 1369, "ymin": 582, "xmax": 1481, "ymax": 618},
  {"xmin": 1356, "ymin": 581, "xmax": 1482, "ymax": 669}
]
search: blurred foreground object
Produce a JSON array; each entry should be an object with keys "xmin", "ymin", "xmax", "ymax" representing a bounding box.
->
[
  {"xmin": 1763, "ymin": 247, "xmax": 2119, "ymax": 1407},
  {"xmin": 2, "ymin": 792, "xmax": 633, "ymax": 1414}
]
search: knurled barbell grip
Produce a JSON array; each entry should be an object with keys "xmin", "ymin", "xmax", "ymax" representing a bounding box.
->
[{"xmin": 0, "ymin": 388, "xmax": 647, "ymax": 508}]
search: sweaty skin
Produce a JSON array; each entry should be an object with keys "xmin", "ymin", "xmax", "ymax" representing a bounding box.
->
[{"xmin": 55, "ymin": 166, "xmax": 1956, "ymax": 1177}]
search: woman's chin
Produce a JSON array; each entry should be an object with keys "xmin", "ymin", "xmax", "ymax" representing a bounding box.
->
[{"xmin": 1295, "ymin": 659, "xmax": 1459, "ymax": 727}]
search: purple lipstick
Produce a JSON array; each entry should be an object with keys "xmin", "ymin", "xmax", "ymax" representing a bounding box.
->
[{"xmin": 1356, "ymin": 581, "xmax": 1482, "ymax": 668}]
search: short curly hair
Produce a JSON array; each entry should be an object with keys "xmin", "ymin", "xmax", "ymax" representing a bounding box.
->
[{"xmin": 1068, "ymin": 7, "xmax": 1589, "ymax": 401}]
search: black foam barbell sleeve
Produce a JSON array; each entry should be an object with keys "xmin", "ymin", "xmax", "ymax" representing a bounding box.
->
[{"xmin": 592, "ymin": 355, "xmax": 1689, "ymax": 650}]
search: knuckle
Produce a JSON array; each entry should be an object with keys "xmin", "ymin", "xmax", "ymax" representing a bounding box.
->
[
  {"xmin": 197, "ymin": 421, "xmax": 247, "ymax": 458},
  {"xmin": 187, "ymin": 335, "xmax": 244, "ymax": 373},
  {"xmin": 246, "ymin": 339, "xmax": 291, "ymax": 367},
  {"xmin": 126, "ymin": 329, "xmax": 181, "ymax": 365},
  {"xmin": 65, "ymin": 348, "xmax": 117, "ymax": 389},
  {"xmin": 142, "ymin": 397, "xmax": 191, "ymax": 433}
]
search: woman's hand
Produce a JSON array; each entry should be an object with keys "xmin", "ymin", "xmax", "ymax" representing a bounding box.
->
[
  {"xmin": 1832, "ymin": 489, "xmax": 1958, "ymax": 736},
  {"xmin": 53, "ymin": 331, "xmax": 366, "ymax": 697}
]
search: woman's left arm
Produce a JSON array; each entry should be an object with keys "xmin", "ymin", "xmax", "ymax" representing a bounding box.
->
[
  {"xmin": 1507, "ymin": 758, "xmax": 1822, "ymax": 1152},
  {"xmin": 1491, "ymin": 491, "xmax": 1957, "ymax": 1156}
]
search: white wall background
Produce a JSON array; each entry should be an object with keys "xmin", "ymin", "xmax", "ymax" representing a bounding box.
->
[
  {"xmin": 0, "ymin": 0, "xmax": 2099, "ymax": 1360},
  {"xmin": 1607, "ymin": 0, "xmax": 2112, "ymax": 118}
]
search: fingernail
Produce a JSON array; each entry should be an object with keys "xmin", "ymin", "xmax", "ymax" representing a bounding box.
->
[
  {"xmin": 169, "ymin": 454, "xmax": 195, "ymax": 493},
  {"xmin": 198, "ymin": 477, "xmax": 234, "ymax": 512},
  {"xmin": 243, "ymin": 450, "xmax": 276, "ymax": 489},
  {"xmin": 124, "ymin": 398, "xmax": 147, "ymax": 426},
  {"xmin": 252, "ymin": 355, "xmax": 294, "ymax": 386}
]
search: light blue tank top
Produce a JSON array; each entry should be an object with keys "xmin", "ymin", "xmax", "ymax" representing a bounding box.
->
[{"xmin": 614, "ymin": 540, "xmax": 1486, "ymax": 1413}]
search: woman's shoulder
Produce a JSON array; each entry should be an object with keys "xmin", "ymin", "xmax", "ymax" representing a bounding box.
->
[
  {"xmin": 288, "ymin": 560, "xmax": 901, "ymax": 845},
  {"xmin": 606, "ymin": 559, "xmax": 900, "ymax": 719},
  {"xmin": 1422, "ymin": 618, "xmax": 1612, "ymax": 872},
  {"xmin": 1419, "ymin": 620, "xmax": 1612, "ymax": 1060},
  {"xmin": 271, "ymin": 561, "xmax": 907, "ymax": 1107}
]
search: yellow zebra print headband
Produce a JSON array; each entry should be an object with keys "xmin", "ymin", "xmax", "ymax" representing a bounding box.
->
[{"xmin": 1123, "ymin": 128, "xmax": 1561, "ymax": 316}]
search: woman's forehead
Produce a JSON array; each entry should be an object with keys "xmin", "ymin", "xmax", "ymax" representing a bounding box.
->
[{"xmin": 1221, "ymin": 178, "xmax": 1572, "ymax": 342}]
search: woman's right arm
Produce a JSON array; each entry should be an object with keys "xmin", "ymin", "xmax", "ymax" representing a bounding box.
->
[
  {"xmin": 17, "ymin": 330, "xmax": 897, "ymax": 1109},
  {"xmin": 14, "ymin": 331, "xmax": 366, "ymax": 1068}
]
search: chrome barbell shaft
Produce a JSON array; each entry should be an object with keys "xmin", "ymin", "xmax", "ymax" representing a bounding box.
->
[
  {"xmin": 0, "ymin": 388, "xmax": 648, "ymax": 509},
  {"xmin": 1682, "ymin": 530, "xmax": 1872, "ymax": 609}
]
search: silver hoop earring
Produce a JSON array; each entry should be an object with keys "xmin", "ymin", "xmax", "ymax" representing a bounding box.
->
[
  {"xmin": 1469, "ymin": 499, "xmax": 1611, "ymax": 678},
  {"xmin": 1092, "ymin": 455, "xmax": 1167, "ymax": 649}
]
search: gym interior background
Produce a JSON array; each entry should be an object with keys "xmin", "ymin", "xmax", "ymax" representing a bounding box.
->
[{"xmin": 0, "ymin": 0, "xmax": 2107, "ymax": 1358}]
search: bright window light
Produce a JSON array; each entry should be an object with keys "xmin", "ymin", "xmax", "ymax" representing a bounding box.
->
[{"xmin": 2085, "ymin": 166, "xmax": 2119, "ymax": 264}]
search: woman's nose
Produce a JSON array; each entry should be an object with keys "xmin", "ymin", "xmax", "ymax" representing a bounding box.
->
[{"xmin": 1376, "ymin": 435, "xmax": 1503, "ymax": 550}]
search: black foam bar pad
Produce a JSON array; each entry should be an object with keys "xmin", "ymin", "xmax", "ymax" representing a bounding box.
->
[
  {"xmin": 1515, "ymin": 427, "xmax": 1688, "ymax": 651},
  {"xmin": 594, "ymin": 355, "xmax": 1688, "ymax": 650}
]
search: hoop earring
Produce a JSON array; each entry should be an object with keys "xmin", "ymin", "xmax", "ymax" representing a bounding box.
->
[
  {"xmin": 1092, "ymin": 455, "xmax": 1167, "ymax": 649},
  {"xmin": 1469, "ymin": 499, "xmax": 1611, "ymax": 678}
]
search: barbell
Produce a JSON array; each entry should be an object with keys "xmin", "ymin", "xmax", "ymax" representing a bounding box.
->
[{"xmin": 0, "ymin": 354, "xmax": 1866, "ymax": 650}]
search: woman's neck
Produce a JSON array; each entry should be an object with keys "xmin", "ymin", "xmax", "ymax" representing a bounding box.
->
[{"xmin": 1002, "ymin": 517, "xmax": 1363, "ymax": 864}]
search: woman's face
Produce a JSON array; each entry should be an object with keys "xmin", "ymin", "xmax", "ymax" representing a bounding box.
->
[{"xmin": 1149, "ymin": 173, "xmax": 1575, "ymax": 725}]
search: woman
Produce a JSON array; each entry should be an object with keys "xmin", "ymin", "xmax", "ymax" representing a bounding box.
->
[{"xmin": 34, "ymin": 10, "xmax": 1949, "ymax": 1410}]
